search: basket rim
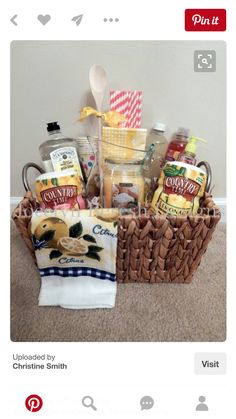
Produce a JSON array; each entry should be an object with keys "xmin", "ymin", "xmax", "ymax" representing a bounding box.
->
[{"xmin": 11, "ymin": 191, "xmax": 221, "ymax": 222}]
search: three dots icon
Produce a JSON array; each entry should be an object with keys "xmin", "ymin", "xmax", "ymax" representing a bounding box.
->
[{"xmin": 103, "ymin": 18, "xmax": 119, "ymax": 23}]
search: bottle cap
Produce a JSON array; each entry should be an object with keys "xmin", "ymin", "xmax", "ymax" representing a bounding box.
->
[
  {"xmin": 153, "ymin": 122, "xmax": 166, "ymax": 132},
  {"xmin": 185, "ymin": 136, "xmax": 206, "ymax": 154},
  {"xmin": 47, "ymin": 122, "xmax": 60, "ymax": 132},
  {"xmin": 176, "ymin": 127, "xmax": 190, "ymax": 138}
]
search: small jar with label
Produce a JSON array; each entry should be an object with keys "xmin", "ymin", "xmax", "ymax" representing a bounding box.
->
[{"xmin": 103, "ymin": 159, "xmax": 145, "ymax": 209}]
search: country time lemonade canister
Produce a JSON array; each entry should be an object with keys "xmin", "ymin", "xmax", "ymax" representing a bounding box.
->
[
  {"xmin": 151, "ymin": 161, "xmax": 208, "ymax": 216},
  {"xmin": 35, "ymin": 169, "xmax": 86, "ymax": 210}
]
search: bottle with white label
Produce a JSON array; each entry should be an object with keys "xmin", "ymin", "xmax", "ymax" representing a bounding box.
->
[{"xmin": 39, "ymin": 122, "xmax": 86, "ymax": 181}]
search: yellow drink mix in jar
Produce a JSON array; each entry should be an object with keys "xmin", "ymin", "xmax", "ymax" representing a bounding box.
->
[{"xmin": 151, "ymin": 161, "xmax": 207, "ymax": 216}]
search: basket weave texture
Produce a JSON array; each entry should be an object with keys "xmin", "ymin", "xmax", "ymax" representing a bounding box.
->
[{"xmin": 12, "ymin": 191, "xmax": 221, "ymax": 283}]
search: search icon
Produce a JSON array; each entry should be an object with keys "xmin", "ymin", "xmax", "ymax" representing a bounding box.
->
[{"xmin": 82, "ymin": 395, "xmax": 97, "ymax": 411}]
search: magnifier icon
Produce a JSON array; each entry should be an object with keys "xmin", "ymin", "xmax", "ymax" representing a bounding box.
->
[
  {"xmin": 202, "ymin": 58, "xmax": 208, "ymax": 64},
  {"xmin": 82, "ymin": 395, "xmax": 97, "ymax": 411}
]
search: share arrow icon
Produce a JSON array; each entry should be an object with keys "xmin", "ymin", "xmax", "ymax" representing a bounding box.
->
[{"xmin": 71, "ymin": 14, "xmax": 83, "ymax": 26}]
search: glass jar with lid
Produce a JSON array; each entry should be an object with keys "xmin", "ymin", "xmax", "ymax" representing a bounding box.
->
[{"xmin": 103, "ymin": 159, "xmax": 145, "ymax": 209}]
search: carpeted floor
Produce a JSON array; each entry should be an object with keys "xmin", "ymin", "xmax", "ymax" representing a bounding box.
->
[{"xmin": 10, "ymin": 222, "xmax": 226, "ymax": 342}]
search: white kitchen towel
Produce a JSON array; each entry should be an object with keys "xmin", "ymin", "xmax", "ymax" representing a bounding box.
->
[{"xmin": 31, "ymin": 209, "xmax": 118, "ymax": 309}]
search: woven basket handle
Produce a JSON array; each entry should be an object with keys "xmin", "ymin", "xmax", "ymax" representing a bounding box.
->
[
  {"xmin": 197, "ymin": 161, "xmax": 212, "ymax": 193},
  {"xmin": 22, "ymin": 162, "xmax": 45, "ymax": 192}
]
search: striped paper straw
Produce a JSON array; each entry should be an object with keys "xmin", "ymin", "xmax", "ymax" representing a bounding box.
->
[
  {"xmin": 128, "ymin": 91, "xmax": 142, "ymax": 129},
  {"xmin": 110, "ymin": 90, "xmax": 142, "ymax": 128}
]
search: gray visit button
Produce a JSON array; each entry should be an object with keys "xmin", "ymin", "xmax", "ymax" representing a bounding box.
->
[{"xmin": 195, "ymin": 353, "xmax": 226, "ymax": 375}]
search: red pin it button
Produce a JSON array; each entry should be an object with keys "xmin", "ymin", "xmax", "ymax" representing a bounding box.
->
[
  {"xmin": 185, "ymin": 9, "xmax": 226, "ymax": 31},
  {"xmin": 25, "ymin": 395, "xmax": 43, "ymax": 412}
]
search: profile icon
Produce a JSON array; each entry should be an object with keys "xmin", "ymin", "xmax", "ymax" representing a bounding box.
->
[{"xmin": 196, "ymin": 395, "xmax": 208, "ymax": 411}]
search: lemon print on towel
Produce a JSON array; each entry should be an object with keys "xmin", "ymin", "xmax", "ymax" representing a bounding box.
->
[{"xmin": 33, "ymin": 217, "xmax": 104, "ymax": 261}]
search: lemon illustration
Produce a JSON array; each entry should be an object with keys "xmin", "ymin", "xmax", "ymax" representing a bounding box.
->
[
  {"xmin": 57, "ymin": 237, "xmax": 88, "ymax": 255},
  {"xmin": 94, "ymin": 208, "xmax": 119, "ymax": 223},
  {"xmin": 34, "ymin": 217, "xmax": 69, "ymax": 248}
]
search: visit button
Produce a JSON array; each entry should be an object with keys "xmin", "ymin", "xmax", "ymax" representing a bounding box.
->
[
  {"xmin": 195, "ymin": 353, "xmax": 227, "ymax": 375},
  {"xmin": 185, "ymin": 9, "xmax": 226, "ymax": 31}
]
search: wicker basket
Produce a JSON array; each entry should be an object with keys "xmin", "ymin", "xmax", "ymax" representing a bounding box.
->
[{"xmin": 12, "ymin": 191, "xmax": 221, "ymax": 283}]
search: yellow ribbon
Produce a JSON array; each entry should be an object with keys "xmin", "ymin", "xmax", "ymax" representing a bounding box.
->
[{"xmin": 79, "ymin": 106, "xmax": 126, "ymax": 128}]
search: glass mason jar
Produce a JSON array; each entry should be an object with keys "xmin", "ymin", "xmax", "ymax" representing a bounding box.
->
[{"xmin": 103, "ymin": 159, "xmax": 145, "ymax": 209}]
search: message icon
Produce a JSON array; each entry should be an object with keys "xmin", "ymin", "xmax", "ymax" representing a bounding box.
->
[{"xmin": 140, "ymin": 395, "xmax": 154, "ymax": 410}]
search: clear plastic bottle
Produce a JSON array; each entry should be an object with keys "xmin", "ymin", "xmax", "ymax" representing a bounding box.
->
[
  {"xmin": 142, "ymin": 143, "xmax": 155, "ymax": 204},
  {"xmin": 147, "ymin": 122, "xmax": 168, "ymax": 179},
  {"xmin": 165, "ymin": 127, "xmax": 189, "ymax": 162},
  {"xmin": 39, "ymin": 122, "xmax": 86, "ymax": 181}
]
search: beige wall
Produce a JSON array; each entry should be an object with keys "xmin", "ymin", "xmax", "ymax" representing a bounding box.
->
[{"xmin": 11, "ymin": 41, "xmax": 226, "ymax": 196}]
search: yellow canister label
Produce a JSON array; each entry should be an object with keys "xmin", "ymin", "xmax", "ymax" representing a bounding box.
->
[
  {"xmin": 35, "ymin": 170, "xmax": 86, "ymax": 210},
  {"xmin": 151, "ymin": 162, "xmax": 207, "ymax": 216}
]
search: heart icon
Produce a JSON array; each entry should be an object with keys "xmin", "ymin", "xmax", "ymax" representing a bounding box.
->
[{"xmin": 37, "ymin": 14, "xmax": 51, "ymax": 25}]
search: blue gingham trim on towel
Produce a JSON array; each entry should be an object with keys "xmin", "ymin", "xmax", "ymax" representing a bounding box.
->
[{"xmin": 39, "ymin": 267, "xmax": 116, "ymax": 282}]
